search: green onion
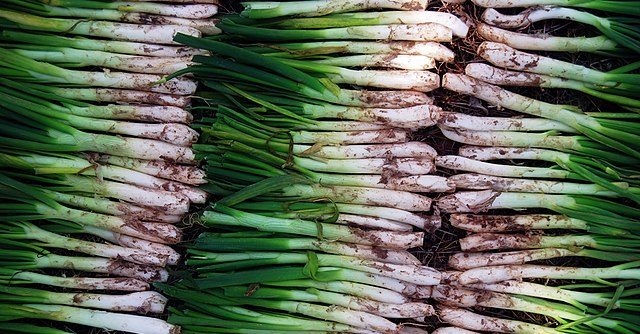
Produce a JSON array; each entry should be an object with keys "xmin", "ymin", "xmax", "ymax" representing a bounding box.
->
[
  {"xmin": 0, "ymin": 48, "xmax": 197, "ymax": 95},
  {"xmin": 240, "ymin": 0, "xmax": 428, "ymax": 19},
  {"xmin": 458, "ymin": 261, "xmax": 640, "ymax": 284},
  {"xmin": 476, "ymin": 22, "xmax": 621, "ymax": 54},
  {"xmin": 0, "ymin": 8, "xmax": 201, "ymax": 43},
  {"xmin": 438, "ymin": 190, "xmax": 640, "ymax": 230},
  {"xmin": 0, "ymin": 268, "xmax": 149, "ymax": 291},
  {"xmin": 193, "ymin": 232, "xmax": 421, "ymax": 265},
  {"xmin": 0, "ymin": 221, "xmax": 169, "ymax": 266},
  {"xmin": 482, "ymin": 7, "xmax": 640, "ymax": 54},
  {"xmin": 450, "ymin": 214, "xmax": 632, "ymax": 236},
  {"xmin": 218, "ymin": 19, "xmax": 453, "ymax": 42},
  {"xmin": 434, "ymin": 286, "xmax": 640, "ymax": 333},
  {"xmin": 0, "ymin": 173, "xmax": 182, "ymax": 244},
  {"xmin": 0, "ymin": 285, "xmax": 167, "ymax": 313},
  {"xmin": 438, "ymin": 306, "xmax": 562, "ymax": 334},
  {"xmin": 0, "ymin": 238, "xmax": 168, "ymax": 281},
  {"xmin": 443, "ymin": 73, "xmax": 640, "ymax": 160},
  {"xmin": 466, "ymin": 63, "xmax": 640, "ymax": 109},
  {"xmin": 471, "ymin": 0, "xmax": 640, "ymax": 16},
  {"xmin": 265, "ymin": 11, "xmax": 469, "ymax": 37},
  {"xmin": 0, "ymin": 304, "xmax": 178, "ymax": 334},
  {"xmin": 1, "ymin": 30, "xmax": 204, "ymax": 57}
]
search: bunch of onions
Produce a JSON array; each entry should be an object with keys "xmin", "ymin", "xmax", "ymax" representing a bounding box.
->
[
  {"xmin": 430, "ymin": 0, "xmax": 640, "ymax": 332},
  {"xmin": 160, "ymin": 1, "xmax": 470, "ymax": 331},
  {"xmin": 0, "ymin": 0, "xmax": 217, "ymax": 332}
]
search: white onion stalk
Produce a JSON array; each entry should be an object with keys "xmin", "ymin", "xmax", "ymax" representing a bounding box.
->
[
  {"xmin": 267, "ymin": 279, "xmax": 411, "ymax": 304},
  {"xmin": 64, "ymin": 105, "xmax": 193, "ymax": 124},
  {"xmin": 313, "ymin": 174, "xmax": 454, "ymax": 192},
  {"xmin": 93, "ymin": 154, "xmax": 206, "ymax": 185},
  {"xmin": 2, "ymin": 222, "xmax": 168, "ymax": 266},
  {"xmin": 477, "ymin": 42, "xmax": 640, "ymax": 89},
  {"xmin": 437, "ymin": 306, "xmax": 561, "ymax": 334},
  {"xmin": 294, "ymin": 120, "xmax": 400, "ymax": 131},
  {"xmin": 437, "ymin": 190, "xmax": 602, "ymax": 213},
  {"xmin": 5, "ymin": 239, "xmax": 168, "ymax": 282},
  {"xmin": 336, "ymin": 204, "xmax": 441, "ymax": 231},
  {"xmin": 277, "ymin": 58, "xmax": 441, "ymax": 91},
  {"xmin": 292, "ymin": 141, "xmax": 438, "ymax": 159},
  {"xmin": 434, "ymin": 110, "xmax": 575, "ymax": 132},
  {"xmin": 448, "ymin": 248, "xmax": 564, "ymax": 269},
  {"xmin": 31, "ymin": 5, "xmax": 219, "ymax": 33},
  {"xmin": 14, "ymin": 304, "xmax": 178, "ymax": 334},
  {"xmin": 52, "ymin": 175, "xmax": 190, "ymax": 215},
  {"xmin": 221, "ymin": 285, "xmax": 434, "ymax": 318},
  {"xmin": 436, "ymin": 155, "xmax": 574, "ymax": 179},
  {"xmin": 335, "ymin": 214, "xmax": 414, "ymax": 232},
  {"xmin": 296, "ymin": 156, "xmax": 435, "ymax": 175},
  {"xmin": 0, "ymin": 30, "xmax": 205, "ymax": 57},
  {"xmin": 83, "ymin": 226, "xmax": 181, "ymax": 265},
  {"xmin": 278, "ymin": 11, "xmax": 469, "ymax": 37},
  {"xmin": 465, "ymin": 63, "xmax": 640, "ymax": 109},
  {"xmin": 196, "ymin": 235, "xmax": 420, "ymax": 264},
  {"xmin": 315, "ymin": 267, "xmax": 434, "ymax": 298},
  {"xmin": 42, "ymin": 1, "xmax": 218, "ymax": 19},
  {"xmin": 481, "ymin": 6, "xmax": 640, "ymax": 54},
  {"xmin": 10, "ymin": 47, "xmax": 193, "ymax": 75},
  {"xmin": 471, "ymin": 0, "xmax": 634, "ymax": 12},
  {"xmin": 448, "ymin": 248, "xmax": 597, "ymax": 269},
  {"xmin": 70, "ymin": 118, "xmax": 198, "ymax": 146},
  {"xmin": 465, "ymin": 281, "xmax": 621, "ymax": 310},
  {"xmin": 241, "ymin": 0, "xmax": 429, "ymax": 19},
  {"xmin": 203, "ymin": 208, "xmax": 423, "ymax": 249},
  {"xmin": 38, "ymin": 86, "xmax": 191, "ymax": 107},
  {"xmin": 439, "ymin": 127, "xmax": 614, "ymax": 158},
  {"xmin": 481, "ymin": 6, "xmax": 607, "ymax": 28},
  {"xmin": 266, "ymin": 301, "xmax": 398, "ymax": 332},
  {"xmin": 76, "ymin": 166, "xmax": 206, "ymax": 204},
  {"xmin": 35, "ymin": 202, "xmax": 183, "ymax": 244},
  {"xmin": 281, "ymin": 184, "xmax": 432, "ymax": 211},
  {"xmin": 476, "ymin": 23, "xmax": 619, "ymax": 53},
  {"xmin": 1, "ymin": 270, "xmax": 149, "ymax": 291},
  {"xmin": 457, "ymin": 262, "xmax": 640, "ymax": 284},
  {"xmin": 0, "ymin": 287, "xmax": 167, "ymax": 314},
  {"xmin": 2, "ymin": 48, "xmax": 197, "ymax": 95},
  {"xmin": 313, "ymin": 54, "xmax": 436, "ymax": 70},
  {"xmin": 220, "ymin": 19, "xmax": 453, "ymax": 42},
  {"xmin": 450, "ymin": 214, "xmax": 589, "ymax": 233},
  {"xmin": 193, "ymin": 251, "xmax": 440, "ymax": 286},
  {"xmin": 267, "ymin": 41, "xmax": 455, "ymax": 62},
  {"xmin": 459, "ymin": 146, "xmax": 567, "ymax": 161},
  {"xmin": 49, "ymin": 191, "xmax": 182, "ymax": 223},
  {"xmin": 0, "ymin": 10, "xmax": 201, "ymax": 44},
  {"xmin": 13, "ymin": 153, "xmax": 206, "ymax": 204},
  {"xmin": 459, "ymin": 233, "xmax": 634, "ymax": 252},
  {"xmin": 284, "ymin": 129, "xmax": 410, "ymax": 144},
  {"xmin": 450, "ymin": 173, "xmax": 625, "ymax": 196},
  {"xmin": 324, "ymin": 69, "xmax": 440, "ymax": 92},
  {"xmin": 33, "ymin": 253, "xmax": 168, "ymax": 282}
]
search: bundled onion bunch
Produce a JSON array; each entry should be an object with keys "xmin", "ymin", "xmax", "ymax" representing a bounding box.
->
[
  {"xmin": 160, "ymin": 1, "xmax": 471, "ymax": 332},
  {"xmin": 0, "ymin": 0, "xmax": 217, "ymax": 332}
]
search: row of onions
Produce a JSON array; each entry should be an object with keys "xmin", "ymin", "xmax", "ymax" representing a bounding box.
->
[
  {"xmin": 433, "ymin": 0, "xmax": 640, "ymax": 332},
  {"xmin": 0, "ymin": 0, "xmax": 218, "ymax": 333},
  {"xmin": 155, "ymin": 0, "xmax": 475, "ymax": 333}
]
